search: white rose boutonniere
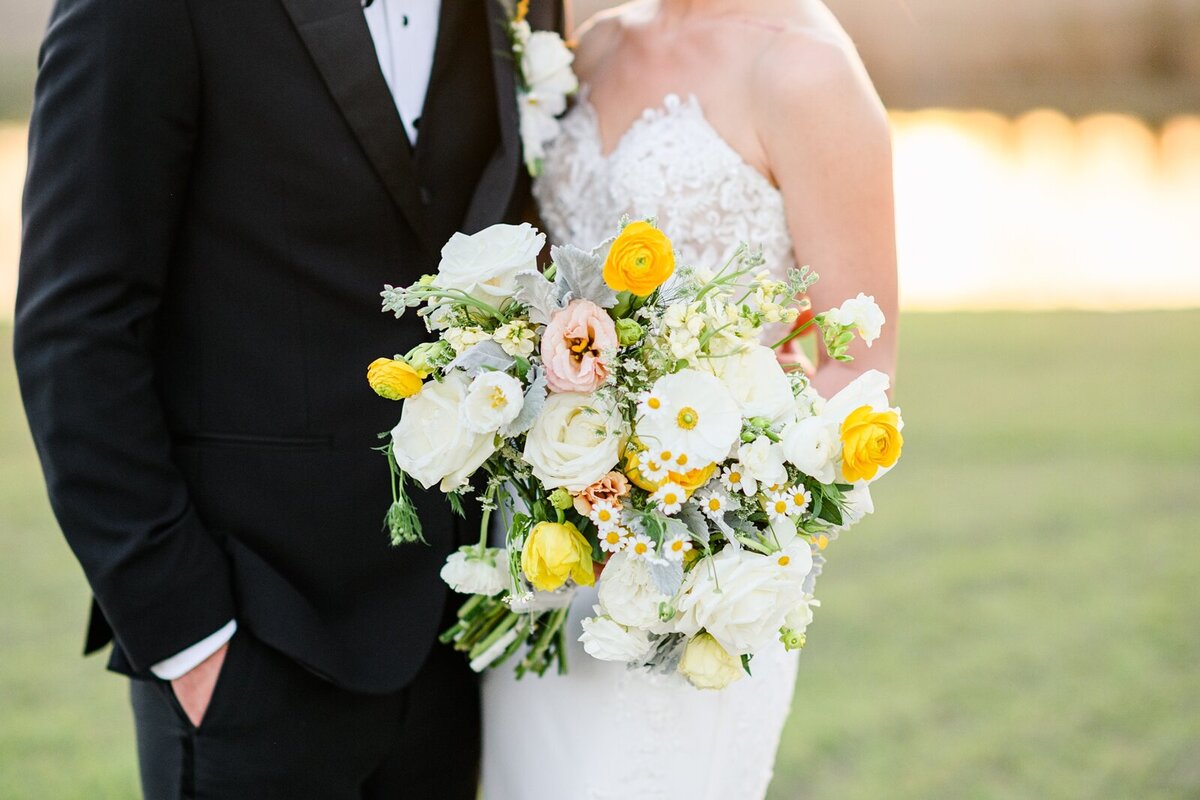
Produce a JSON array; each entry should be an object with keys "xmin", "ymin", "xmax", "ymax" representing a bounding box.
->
[{"xmin": 506, "ymin": 0, "xmax": 578, "ymax": 176}]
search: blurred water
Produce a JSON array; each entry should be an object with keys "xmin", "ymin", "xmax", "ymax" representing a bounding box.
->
[{"xmin": 1, "ymin": 112, "xmax": 1198, "ymax": 318}]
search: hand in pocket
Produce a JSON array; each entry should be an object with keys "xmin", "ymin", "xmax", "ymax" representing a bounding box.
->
[{"xmin": 170, "ymin": 642, "xmax": 229, "ymax": 727}]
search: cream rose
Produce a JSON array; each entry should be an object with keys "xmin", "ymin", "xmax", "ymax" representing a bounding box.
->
[
  {"xmin": 522, "ymin": 392, "xmax": 623, "ymax": 492},
  {"xmin": 709, "ymin": 343, "xmax": 795, "ymax": 425},
  {"xmin": 391, "ymin": 371, "xmax": 497, "ymax": 491},
  {"xmin": 435, "ymin": 222, "xmax": 545, "ymax": 304},
  {"xmin": 673, "ymin": 547, "xmax": 810, "ymax": 656},
  {"xmin": 460, "ymin": 371, "xmax": 524, "ymax": 434},
  {"xmin": 596, "ymin": 550, "xmax": 670, "ymax": 629}
]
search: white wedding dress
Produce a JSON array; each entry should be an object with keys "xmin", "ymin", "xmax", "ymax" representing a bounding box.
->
[{"xmin": 480, "ymin": 92, "xmax": 802, "ymax": 800}]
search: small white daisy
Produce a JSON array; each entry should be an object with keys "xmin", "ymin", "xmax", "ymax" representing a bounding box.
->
[
  {"xmin": 637, "ymin": 390, "xmax": 667, "ymax": 419},
  {"xmin": 720, "ymin": 463, "xmax": 757, "ymax": 497},
  {"xmin": 598, "ymin": 527, "xmax": 628, "ymax": 554},
  {"xmin": 696, "ymin": 489, "xmax": 729, "ymax": 520},
  {"xmin": 765, "ymin": 491, "xmax": 793, "ymax": 521},
  {"xmin": 627, "ymin": 534, "xmax": 656, "ymax": 559},
  {"xmin": 588, "ymin": 500, "xmax": 621, "ymax": 532},
  {"xmin": 663, "ymin": 534, "xmax": 693, "ymax": 561},
  {"xmin": 639, "ymin": 456, "xmax": 670, "ymax": 483},
  {"xmin": 651, "ymin": 482, "xmax": 687, "ymax": 515},
  {"xmin": 788, "ymin": 486, "xmax": 813, "ymax": 516}
]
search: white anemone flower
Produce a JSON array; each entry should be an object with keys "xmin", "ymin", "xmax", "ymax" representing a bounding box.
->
[{"xmin": 635, "ymin": 370, "xmax": 741, "ymax": 465}]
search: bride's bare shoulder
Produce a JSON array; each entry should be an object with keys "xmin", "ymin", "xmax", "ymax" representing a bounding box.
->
[{"xmin": 749, "ymin": 5, "xmax": 889, "ymax": 144}]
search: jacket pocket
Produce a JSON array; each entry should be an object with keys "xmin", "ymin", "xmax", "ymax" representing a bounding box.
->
[{"xmin": 172, "ymin": 431, "xmax": 332, "ymax": 450}]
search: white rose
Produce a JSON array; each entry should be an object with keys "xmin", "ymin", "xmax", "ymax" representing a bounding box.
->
[
  {"xmin": 781, "ymin": 416, "xmax": 840, "ymax": 484},
  {"xmin": 518, "ymin": 95, "xmax": 561, "ymax": 171},
  {"xmin": 673, "ymin": 547, "xmax": 810, "ymax": 656},
  {"xmin": 523, "ymin": 392, "xmax": 623, "ymax": 492},
  {"xmin": 391, "ymin": 372, "xmax": 497, "ymax": 491},
  {"xmin": 596, "ymin": 551, "xmax": 670, "ymax": 629},
  {"xmin": 678, "ymin": 632, "xmax": 744, "ymax": 690},
  {"xmin": 440, "ymin": 548, "xmax": 509, "ymax": 596},
  {"xmin": 460, "ymin": 371, "xmax": 524, "ymax": 434},
  {"xmin": 435, "ymin": 222, "xmax": 545, "ymax": 304},
  {"xmin": 579, "ymin": 610, "xmax": 653, "ymax": 663},
  {"xmin": 823, "ymin": 293, "xmax": 885, "ymax": 346},
  {"xmin": 737, "ymin": 436, "xmax": 788, "ymax": 489},
  {"xmin": 709, "ymin": 344, "xmax": 795, "ymax": 425},
  {"xmin": 522, "ymin": 30, "xmax": 579, "ymax": 98}
]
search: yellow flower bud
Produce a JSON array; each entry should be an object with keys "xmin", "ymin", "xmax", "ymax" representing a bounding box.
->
[
  {"xmin": 520, "ymin": 521, "xmax": 595, "ymax": 593},
  {"xmin": 602, "ymin": 221, "xmax": 675, "ymax": 297},
  {"xmin": 678, "ymin": 632, "xmax": 744, "ymax": 690},
  {"xmin": 839, "ymin": 405, "xmax": 903, "ymax": 482},
  {"xmin": 367, "ymin": 357, "xmax": 425, "ymax": 401}
]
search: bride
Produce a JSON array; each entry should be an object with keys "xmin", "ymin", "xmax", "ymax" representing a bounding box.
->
[{"xmin": 483, "ymin": 0, "xmax": 898, "ymax": 797}]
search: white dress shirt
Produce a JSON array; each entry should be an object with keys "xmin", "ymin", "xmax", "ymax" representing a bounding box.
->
[{"xmin": 151, "ymin": 1, "xmax": 443, "ymax": 680}]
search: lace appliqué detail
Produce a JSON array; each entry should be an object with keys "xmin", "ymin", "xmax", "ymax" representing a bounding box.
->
[{"xmin": 533, "ymin": 92, "xmax": 797, "ymax": 284}]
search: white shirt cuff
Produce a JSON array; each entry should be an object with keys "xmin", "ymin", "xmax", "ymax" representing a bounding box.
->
[{"xmin": 150, "ymin": 619, "xmax": 238, "ymax": 680}]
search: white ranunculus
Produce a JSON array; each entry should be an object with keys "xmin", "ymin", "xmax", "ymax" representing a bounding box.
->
[
  {"xmin": 460, "ymin": 371, "xmax": 524, "ymax": 434},
  {"xmin": 391, "ymin": 372, "xmax": 497, "ymax": 491},
  {"xmin": 673, "ymin": 547, "xmax": 810, "ymax": 656},
  {"xmin": 522, "ymin": 30, "xmax": 579, "ymax": 98},
  {"xmin": 435, "ymin": 222, "xmax": 545, "ymax": 304},
  {"xmin": 579, "ymin": 610, "xmax": 653, "ymax": 663},
  {"xmin": 737, "ymin": 436, "xmax": 789, "ymax": 489},
  {"xmin": 710, "ymin": 344, "xmax": 795, "ymax": 425},
  {"xmin": 781, "ymin": 416, "xmax": 840, "ymax": 484},
  {"xmin": 678, "ymin": 632, "xmax": 744, "ymax": 690},
  {"xmin": 523, "ymin": 392, "xmax": 623, "ymax": 492},
  {"xmin": 823, "ymin": 293, "xmax": 886, "ymax": 347},
  {"xmin": 440, "ymin": 548, "xmax": 509, "ymax": 596},
  {"xmin": 596, "ymin": 551, "xmax": 670, "ymax": 629},
  {"xmin": 821, "ymin": 369, "xmax": 893, "ymax": 423}
]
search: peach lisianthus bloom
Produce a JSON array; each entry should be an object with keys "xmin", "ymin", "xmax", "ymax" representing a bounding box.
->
[
  {"xmin": 541, "ymin": 299, "xmax": 618, "ymax": 393},
  {"xmin": 573, "ymin": 471, "xmax": 631, "ymax": 515}
]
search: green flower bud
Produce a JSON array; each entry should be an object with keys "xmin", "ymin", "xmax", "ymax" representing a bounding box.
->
[
  {"xmin": 614, "ymin": 317, "xmax": 645, "ymax": 346},
  {"xmin": 405, "ymin": 340, "xmax": 451, "ymax": 375},
  {"xmin": 779, "ymin": 628, "xmax": 807, "ymax": 652},
  {"xmin": 548, "ymin": 488, "xmax": 574, "ymax": 511}
]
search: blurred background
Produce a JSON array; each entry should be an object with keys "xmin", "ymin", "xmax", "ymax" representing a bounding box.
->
[{"xmin": 1, "ymin": 1, "xmax": 1198, "ymax": 798}]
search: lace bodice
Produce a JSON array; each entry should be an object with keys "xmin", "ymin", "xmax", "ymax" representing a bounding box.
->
[{"xmin": 534, "ymin": 92, "xmax": 797, "ymax": 280}]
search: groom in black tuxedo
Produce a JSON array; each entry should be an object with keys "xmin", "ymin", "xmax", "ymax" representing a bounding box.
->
[{"xmin": 15, "ymin": 0, "xmax": 563, "ymax": 795}]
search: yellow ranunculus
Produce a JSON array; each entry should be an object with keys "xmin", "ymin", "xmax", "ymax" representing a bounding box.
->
[
  {"xmin": 367, "ymin": 357, "xmax": 425, "ymax": 400},
  {"xmin": 521, "ymin": 521, "xmax": 595, "ymax": 592},
  {"xmin": 839, "ymin": 405, "xmax": 903, "ymax": 482},
  {"xmin": 624, "ymin": 445, "xmax": 715, "ymax": 494},
  {"xmin": 602, "ymin": 221, "xmax": 675, "ymax": 296}
]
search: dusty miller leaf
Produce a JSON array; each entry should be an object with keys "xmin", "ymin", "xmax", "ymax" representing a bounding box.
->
[
  {"xmin": 645, "ymin": 557, "xmax": 684, "ymax": 597},
  {"xmin": 448, "ymin": 340, "xmax": 516, "ymax": 375},
  {"xmin": 551, "ymin": 244, "xmax": 617, "ymax": 309},
  {"xmin": 500, "ymin": 371, "xmax": 548, "ymax": 437},
  {"xmin": 512, "ymin": 270, "xmax": 564, "ymax": 325}
]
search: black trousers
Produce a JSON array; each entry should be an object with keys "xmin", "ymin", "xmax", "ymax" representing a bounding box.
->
[{"xmin": 130, "ymin": 628, "xmax": 480, "ymax": 799}]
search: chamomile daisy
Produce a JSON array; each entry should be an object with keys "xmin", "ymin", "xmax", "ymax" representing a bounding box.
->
[
  {"xmin": 663, "ymin": 534, "xmax": 693, "ymax": 561},
  {"xmin": 627, "ymin": 534, "xmax": 656, "ymax": 559},
  {"xmin": 720, "ymin": 463, "xmax": 758, "ymax": 497},
  {"xmin": 696, "ymin": 489, "xmax": 730, "ymax": 519},
  {"xmin": 589, "ymin": 500, "xmax": 621, "ymax": 532},
  {"xmin": 651, "ymin": 482, "xmax": 687, "ymax": 515},
  {"xmin": 765, "ymin": 491, "xmax": 793, "ymax": 521},
  {"xmin": 598, "ymin": 526, "xmax": 628, "ymax": 554},
  {"xmin": 788, "ymin": 486, "xmax": 812, "ymax": 516}
]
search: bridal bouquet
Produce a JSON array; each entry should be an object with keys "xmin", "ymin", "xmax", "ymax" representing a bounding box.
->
[{"xmin": 369, "ymin": 219, "xmax": 903, "ymax": 689}]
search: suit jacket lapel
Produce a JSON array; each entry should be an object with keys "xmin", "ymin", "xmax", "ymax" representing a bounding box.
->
[
  {"xmin": 279, "ymin": 0, "xmax": 437, "ymax": 252},
  {"xmin": 463, "ymin": 0, "xmax": 522, "ymax": 233}
]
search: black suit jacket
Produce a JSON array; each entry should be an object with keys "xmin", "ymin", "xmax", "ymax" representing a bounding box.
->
[{"xmin": 15, "ymin": 0, "xmax": 563, "ymax": 693}]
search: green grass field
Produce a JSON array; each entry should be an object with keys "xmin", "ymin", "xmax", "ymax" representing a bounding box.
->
[{"xmin": 2, "ymin": 312, "xmax": 1198, "ymax": 799}]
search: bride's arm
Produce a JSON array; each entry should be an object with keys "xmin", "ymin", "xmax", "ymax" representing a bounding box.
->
[{"xmin": 755, "ymin": 31, "xmax": 899, "ymax": 398}]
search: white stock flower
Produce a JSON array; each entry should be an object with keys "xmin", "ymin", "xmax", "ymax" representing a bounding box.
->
[
  {"xmin": 635, "ymin": 369, "xmax": 741, "ymax": 465},
  {"xmin": 823, "ymin": 293, "xmax": 885, "ymax": 347},
  {"xmin": 781, "ymin": 416, "xmax": 840, "ymax": 484},
  {"xmin": 709, "ymin": 344, "xmax": 795, "ymax": 425},
  {"xmin": 460, "ymin": 371, "xmax": 524, "ymax": 434},
  {"xmin": 673, "ymin": 547, "xmax": 811, "ymax": 656},
  {"xmin": 523, "ymin": 392, "xmax": 623, "ymax": 492},
  {"xmin": 440, "ymin": 548, "xmax": 509, "ymax": 596},
  {"xmin": 737, "ymin": 436, "xmax": 788, "ymax": 489},
  {"xmin": 435, "ymin": 222, "xmax": 544, "ymax": 304},
  {"xmin": 597, "ymin": 550, "xmax": 669, "ymax": 628},
  {"xmin": 579, "ymin": 611, "xmax": 653, "ymax": 663},
  {"xmin": 391, "ymin": 372, "xmax": 497, "ymax": 491},
  {"xmin": 492, "ymin": 320, "xmax": 536, "ymax": 358}
]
